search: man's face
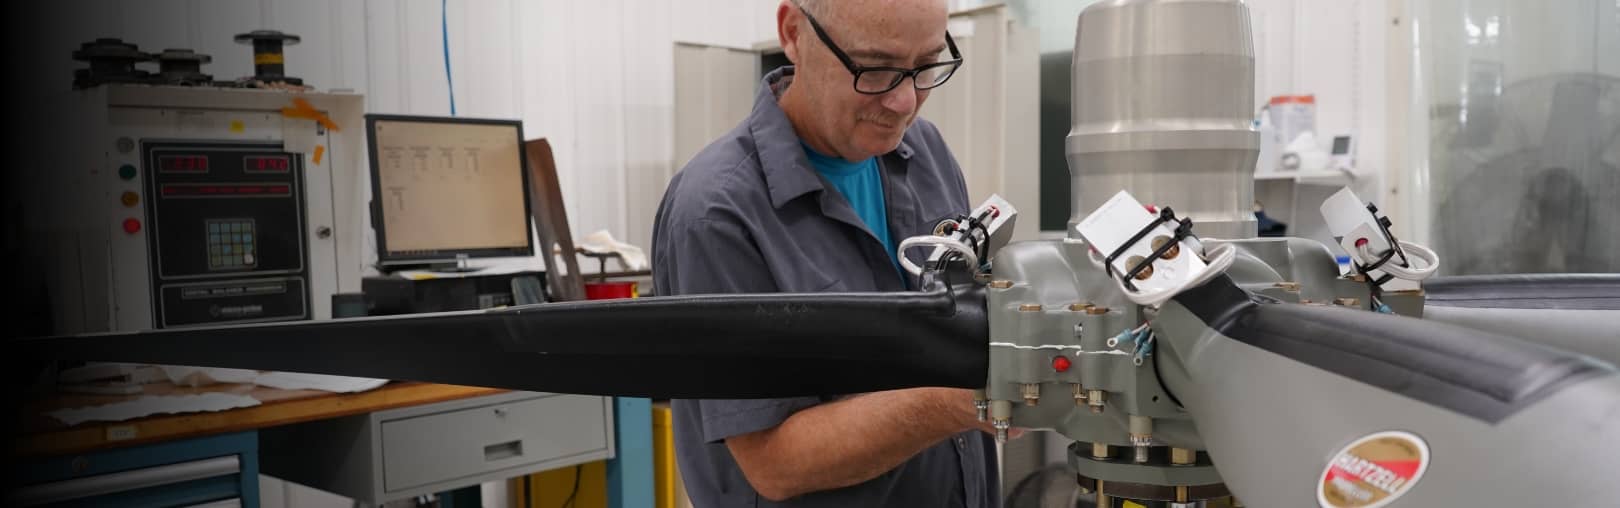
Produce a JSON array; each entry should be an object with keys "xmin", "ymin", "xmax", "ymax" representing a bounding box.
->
[{"xmin": 788, "ymin": 1, "xmax": 951, "ymax": 160}]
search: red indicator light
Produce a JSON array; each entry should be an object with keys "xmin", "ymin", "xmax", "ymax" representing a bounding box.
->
[
  {"xmin": 1052, "ymin": 356, "xmax": 1071, "ymax": 372},
  {"xmin": 123, "ymin": 218, "xmax": 142, "ymax": 234}
]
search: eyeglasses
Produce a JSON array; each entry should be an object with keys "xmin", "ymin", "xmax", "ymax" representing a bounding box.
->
[{"xmin": 798, "ymin": 5, "xmax": 963, "ymax": 95}]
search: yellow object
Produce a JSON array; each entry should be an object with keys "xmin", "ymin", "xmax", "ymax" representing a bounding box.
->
[
  {"xmin": 313, "ymin": 145, "xmax": 326, "ymax": 165},
  {"xmin": 254, "ymin": 53, "xmax": 285, "ymax": 65},
  {"xmin": 654, "ymin": 403, "xmax": 675, "ymax": 508},
  {"xmin": 280, "ymin": 97, "xmax": 340, "ymax": 132},
  {"xmin": 229, "ymin": 120, "xmax": 245, "ymax": 133},
  {"xmin": 515, "ymin": 460, "xmax": 608, "ymax": 508},
  {"xmin": 652, "ymin": 402, "xmax": 694, "ymax": 508},
  {"xmin": 1124, "ymin": 501, "xmax": 1147, "ymax": 508},
  {"xmin": 121, "ymin": 191, "xmax": 139, "ymax": 207}
]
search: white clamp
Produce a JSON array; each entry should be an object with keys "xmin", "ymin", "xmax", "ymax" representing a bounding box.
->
[
  {"xmin": 1320, "ymin": 187, "xmax": 1438, "ymax": 285},
  {"xmin": 897, "ymin": 194, "xmax": 1017, "ymax": 277},
  {"xmin": 1075, "ymin": 190, "xmax": 1235, "ymax": 307}
]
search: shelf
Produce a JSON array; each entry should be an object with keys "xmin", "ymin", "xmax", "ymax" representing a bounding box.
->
[{"xmin": 1254, "ymin": 169, "xmax": 1356, "ymax": 184}]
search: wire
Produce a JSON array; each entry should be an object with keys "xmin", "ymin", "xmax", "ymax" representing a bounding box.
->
[
  {"xmin": 1106, "ymin": 322, "xmax": 1152, "ymax": 348},
  {"xmin": 560, "ymin": 464, "xmax": 582, "ymax": 508},
  {"xmin": 441, "ymin": 0, "xmax": 457, "ymax": 116},
  {"xmin": 898, "ymin": 235, "xmax": 978, "ymax": 277},
  {"xmin": 1132, "ymin": 331, "xmax": 1155, "ymax": 366},
  {"xmin": 1356, "ymin": 240, "xmax": 1439, "ymax": 281}
]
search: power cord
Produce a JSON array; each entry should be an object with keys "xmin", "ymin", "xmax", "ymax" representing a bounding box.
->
[
  {"xmin": 441, "ymin": 0, "xmax": 457, "ymax": 115},
  {"xmin": 560, "ymin": 465, "xmax": 582, "ymax": 508}
]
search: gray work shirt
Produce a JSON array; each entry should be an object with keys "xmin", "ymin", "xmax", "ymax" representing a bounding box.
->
[{"xmin": 650, "ymin": 66, "xmax": 997, "ymax": 508}]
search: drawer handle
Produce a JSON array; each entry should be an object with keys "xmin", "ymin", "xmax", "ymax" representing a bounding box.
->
[{"xmin": 484, "ymin": 440, "xmax": 524, "ymax": 462}]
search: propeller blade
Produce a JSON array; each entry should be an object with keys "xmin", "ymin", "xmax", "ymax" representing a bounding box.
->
[
  {"xmin": 1422, "ymin": 273, "xmax": 1620, "ymax": 310},
  {"xmin": 1150, "ymin": 276, "xmax": 1620, "ymax": 507},
  {"xmin": 1420, "ymin": 273, "xmax": 1620, "ymax": 366},
  {"xmin": 18, "ymin": 285, "xmax": 989, "ymax": 399}
]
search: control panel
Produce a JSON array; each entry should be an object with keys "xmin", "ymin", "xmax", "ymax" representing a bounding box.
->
[
  {"xmin": 142, "ymin": 142, "xmax": 310, "ymax": 327},
  {"xmin": 30, "ymin": 84, "xmax": 367, "ymax": 334}
]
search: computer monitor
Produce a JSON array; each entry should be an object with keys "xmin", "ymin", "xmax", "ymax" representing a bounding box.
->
[{"xmin": 365, "ymin": 114, "xmax": 535, "ymax": 268}]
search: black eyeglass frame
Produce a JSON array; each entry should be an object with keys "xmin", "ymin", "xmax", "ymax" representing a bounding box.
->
[{"xmin": 797, "ymin": 6, "xmax": 964, "ymax": 95}]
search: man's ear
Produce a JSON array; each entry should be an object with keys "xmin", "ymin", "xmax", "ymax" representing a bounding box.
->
[{"xmin": 778, "ymin": 1, "xmax": 802, "ymax": 64}]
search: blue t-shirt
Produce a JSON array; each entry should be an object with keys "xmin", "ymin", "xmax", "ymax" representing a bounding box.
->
[{"xmin": 802, "ymin": 143, "xmax": 904, "ymax": 280}]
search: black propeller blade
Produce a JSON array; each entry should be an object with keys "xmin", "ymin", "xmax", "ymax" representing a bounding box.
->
[
  {"xmin": 18, "ymin": 282, "xmax": 990, "ymax": 399},
  {"xmin": 1422, "ymin": 274, "xmax": 1620, "ymax": 310}
]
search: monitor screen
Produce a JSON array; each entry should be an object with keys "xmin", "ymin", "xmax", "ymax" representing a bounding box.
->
[
  {"xmin": 1331, "ymin": 135, "xmax": 1353, "ymax": 155},
  {"xmin": 366, "ymin": 115, "xmax": 534, "ymax": 264}
]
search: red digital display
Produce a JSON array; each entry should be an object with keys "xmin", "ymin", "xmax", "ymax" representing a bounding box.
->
[
  {"xmin": 245, "ymin": 155, "xmax": 291, "ymax": 173},
  {"xmin": 159, "ymin": 155, "xmax": 210, "ymax": 173}
]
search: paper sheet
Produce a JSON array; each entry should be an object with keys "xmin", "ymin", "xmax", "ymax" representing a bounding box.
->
[
  {"xmin": 49, "ymin": 393, "xmax": 261, "ymax": 426},
  {"xmin": 252, "ymin": 372, "xmax": 389, "ymax": 393},
  {"xmin": 161, "ymin": 366, "xmax": 261, "ymax": 387}
]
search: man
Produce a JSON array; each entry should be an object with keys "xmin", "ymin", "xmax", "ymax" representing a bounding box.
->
[{"xmin": 650, "ymin": 0, "xmax": 1004, "ymax": 506}]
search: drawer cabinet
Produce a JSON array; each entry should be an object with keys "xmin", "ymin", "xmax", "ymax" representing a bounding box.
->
[{"xmin": 260, "ymin": 392, "xmax": 613, "ymax": 504}]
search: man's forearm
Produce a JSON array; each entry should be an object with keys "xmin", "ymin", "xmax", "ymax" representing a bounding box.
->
[{"xmin": 727, "ymin": 387, "xmax": 983, "ymax": 500}]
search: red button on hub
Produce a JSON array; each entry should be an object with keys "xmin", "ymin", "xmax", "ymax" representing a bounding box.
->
[
  {"xmin": 123, "ymin": 218, "xmax": 142, "ymax": 234},
  {"xmin": 1052, "ymin": 356, "xmax": 1072, "ymax": 372}
]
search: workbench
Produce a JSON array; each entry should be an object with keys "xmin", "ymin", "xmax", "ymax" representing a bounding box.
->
[{"xmin": 12, "ymin": 380, "xmax": 653, "ymax": 508}]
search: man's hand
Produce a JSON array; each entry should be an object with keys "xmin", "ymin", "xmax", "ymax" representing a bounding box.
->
[{"xmin": 725, "ymin": 387, "xmax": 995, "ymax": 501}]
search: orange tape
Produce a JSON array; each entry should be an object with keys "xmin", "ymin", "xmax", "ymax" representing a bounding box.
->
[
  {"xmin": 281, "ymin": 97, "xmax": 339, "ymax": 131},
  {"xmin": 313, "ymin": 145, "xmax": 326, "ymax": 165}
]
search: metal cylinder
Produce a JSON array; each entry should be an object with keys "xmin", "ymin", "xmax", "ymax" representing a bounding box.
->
[
  {"xmin": 1066, "ymin": 0, "xmax": 1259, "ymax": 240},
  {"xmin": 234, "ymin": 30, "xmax": 303, "ymax": 85},
  {"xmin": 990, "ymin": 399, "xmax": 1012, "ymax": 443},
  {"xmin": 1129, "ymin": 415, "xmax": 1154, "ymax": 463}
]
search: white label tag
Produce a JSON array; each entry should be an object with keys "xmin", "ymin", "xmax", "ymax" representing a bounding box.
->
[{"xmin": 281, "ymin": 117, "xmax": 318, "ymax": 155}]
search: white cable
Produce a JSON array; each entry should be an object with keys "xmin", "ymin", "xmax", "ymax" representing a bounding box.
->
[
  {"xmin": 897, "ymin": 235, "xmax": 978, "ymax": 277},
  {"xmin": 1356, "ymin": 240, "xmax": 1439, "ymax": 281}
]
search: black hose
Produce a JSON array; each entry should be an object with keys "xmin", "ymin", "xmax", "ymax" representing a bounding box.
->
[{"xmin": 18, "ymin": 279, "xmax": 989, "ymax": 399}]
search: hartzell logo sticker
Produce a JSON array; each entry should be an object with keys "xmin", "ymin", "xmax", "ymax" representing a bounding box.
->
[{"xmin": 1318, "ymin": 431, "xmax": 1430, "ymax": 508}]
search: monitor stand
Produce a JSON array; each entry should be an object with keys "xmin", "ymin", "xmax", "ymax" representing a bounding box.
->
[
  {"xmin": 378, "ymin": 255, "xmax": 483, "ymax": 275},
  {"xmin": 426, "ymin": 264, "xmax": 483, "ymax": 274}
]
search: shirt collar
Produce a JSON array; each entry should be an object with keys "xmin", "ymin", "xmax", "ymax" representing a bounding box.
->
[{"xmin": 748, "ymin": 66, "xmax": 915, "ymax": 209}]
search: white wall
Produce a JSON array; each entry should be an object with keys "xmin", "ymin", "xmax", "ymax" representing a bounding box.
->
[{"xmin": 1248, "ymin": 0, "xmax": 1390, "ymax": 195}]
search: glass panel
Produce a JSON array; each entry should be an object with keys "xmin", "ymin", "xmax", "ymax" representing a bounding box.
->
[{"xmin": 1413, "ymin": 0, "xmax": 1620, "ymax": 274}]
